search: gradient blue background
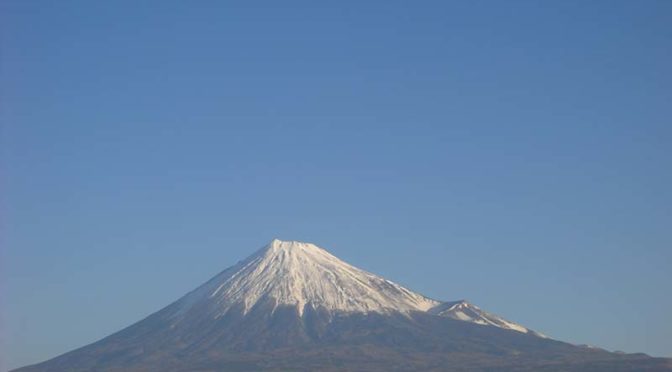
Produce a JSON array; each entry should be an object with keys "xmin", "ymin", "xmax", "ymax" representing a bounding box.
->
[{"xmin": 2, "ymin": 1, "xmax": 671, "ymax": 370}]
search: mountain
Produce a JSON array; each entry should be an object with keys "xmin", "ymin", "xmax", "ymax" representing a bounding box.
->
[{"xmin": 13, "ymin": 239, "xmax": 672, "ymax": 372}]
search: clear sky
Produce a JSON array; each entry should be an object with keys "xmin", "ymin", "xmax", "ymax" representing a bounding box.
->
[{"xmin": 1, "ymin": 1, "xmax": 671, "ymax": 370}]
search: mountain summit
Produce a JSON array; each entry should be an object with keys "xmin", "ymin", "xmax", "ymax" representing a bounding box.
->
[
  {"xmin": 175, "ymin": 239, "xmax": 536, "ymax": 335},
  {"xmin": 182, "ymin": 239, "xmax": 438, "ymax": 317},
  {"xmin": 14, "ymin": 239, "xmax": 671, "ymax": 372}
]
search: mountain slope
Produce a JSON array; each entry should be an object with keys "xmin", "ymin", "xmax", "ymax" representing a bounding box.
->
[
  {"xmin": 429, "ymin": 300, "xmax": 547, "ymax": 338},
  {"xmin": 13, "ymin": 239, "xmax": 672, "ymax": 372}
]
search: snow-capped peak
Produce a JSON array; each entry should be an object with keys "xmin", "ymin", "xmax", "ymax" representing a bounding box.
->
[
  {"xmin": 172, "ymin": 239, "xmax": 547, "ymax": 338},
  {"xmin": 181, "ymin": 239, "xmax": 439, "ymax": 316}
]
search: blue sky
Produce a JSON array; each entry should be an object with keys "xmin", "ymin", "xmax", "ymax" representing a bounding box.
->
[{"xmin": 1, "ymin": 0, "xmax": 671, "ymax": 370}]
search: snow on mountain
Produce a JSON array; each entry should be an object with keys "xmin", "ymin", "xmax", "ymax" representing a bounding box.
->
[
  {"xmin": 429, "ymin": 300, "xmax": 548, "ymax": 337},
  {"xmin": 172, "ymin": 239, "xmax": 545, "ymax": 338},
  {"xmin": 178, "ymin": 239, "xmax": 439, "ymax": 317}
]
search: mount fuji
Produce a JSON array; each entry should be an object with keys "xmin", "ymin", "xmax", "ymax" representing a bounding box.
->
[{"xmin": 13, "ymin": 239, "xmax": 671, "ymax": 371}]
